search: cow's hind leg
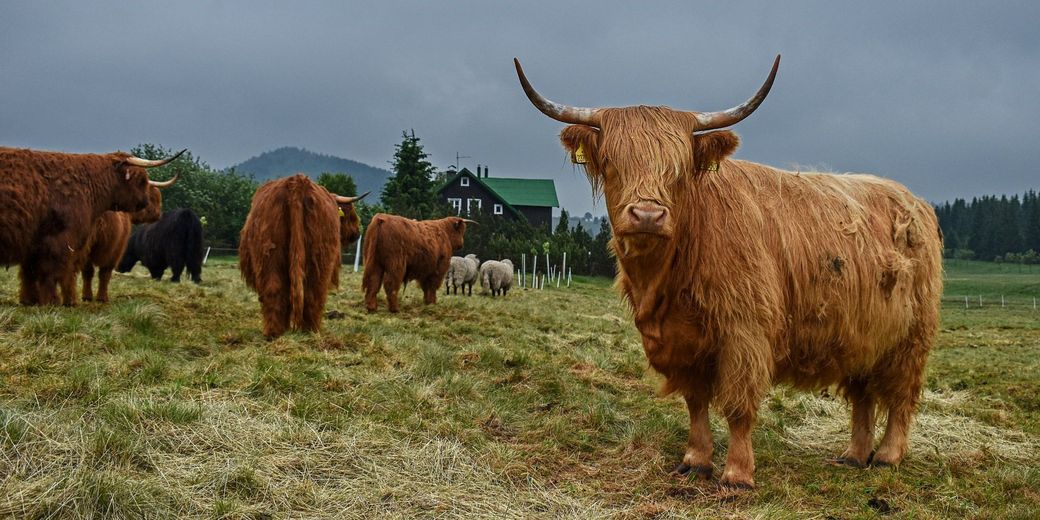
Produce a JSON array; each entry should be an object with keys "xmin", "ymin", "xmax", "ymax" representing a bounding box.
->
[
  {"xmin": 835, "ymin": 377, "xmax": 876, "ymax": 467},
  {"xmin": 300, "ymin": 288, "xmax": 328, "ymax": 333},
  {"xmin": 170, "ymin": 260, "xmax": 185, "ymax": 283},
  {"xmin": 379, "ymin": 270, "xmax": 404, "ymax": 313},
  {"xmin": 363, "ymin": 266, "xmax": 383, "ymax": 312},
  {"xmin": 95, "ymin": 267, "xmax": 114, "ymax": 303},
  {"xmin": 873, "ymin": 333, "xmax": 931, "ymax": 466},
  {"xmin": 81, "ymin": 265, "xmax": 95, "ymax": 301}
]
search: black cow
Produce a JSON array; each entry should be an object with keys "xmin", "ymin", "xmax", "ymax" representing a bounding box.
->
[{"xmin": 117, "ymin": 208, "xmax": 204, "ymax": 283}]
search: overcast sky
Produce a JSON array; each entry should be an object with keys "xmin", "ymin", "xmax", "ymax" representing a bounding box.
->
[{"xmin": 2, "ymin": 2, "xmax": 1038, "ymax": 216}]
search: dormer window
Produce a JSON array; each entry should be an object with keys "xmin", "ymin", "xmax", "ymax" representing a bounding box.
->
[{"xmin": 460, "ymin": 177, "xmax": 470, "ymax": 187}]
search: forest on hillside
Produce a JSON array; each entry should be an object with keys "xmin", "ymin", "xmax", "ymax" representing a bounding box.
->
[{"xmin": 935, "ymin": 190, "xmax": 1040, "ymax": 262}]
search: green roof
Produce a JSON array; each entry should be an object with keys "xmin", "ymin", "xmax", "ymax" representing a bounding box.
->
[{"xmin": 481, "ymin": 177, "xmax": 559, "ymax": 208}]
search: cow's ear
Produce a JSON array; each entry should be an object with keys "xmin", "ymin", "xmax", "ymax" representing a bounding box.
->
[
  {"xmin": 692, "ymin": 130, "xmax": 740, "ymax": 173},
  {"xmin": 560, "ymin": 125, "xmax": 599, "ymax": 166},
  {"xmin": 454, "ymin": 218, "xmax": 465, "ymax": 230}
]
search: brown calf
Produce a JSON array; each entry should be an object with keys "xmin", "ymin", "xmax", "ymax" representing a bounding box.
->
[{"xmin": 362, "ymin": 214, "xmax": 470, "ymax": 312}]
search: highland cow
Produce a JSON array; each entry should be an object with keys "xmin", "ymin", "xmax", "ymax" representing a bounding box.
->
[
  {"xmin": 238, "ymin": 174, "xmax": 366, "ymax": 338},
  {"xmin": 118, "ymin": 208, "xmax": 205, "ymax": 284},
  {"xmin": 60, "ymin": 176, "xmax": 176, "ymax": 305},
  {"xmin": 0, "ymin": 147, "xmax": 184, "ymax": 305},
  {"xmin": 362, "ymin": 214, "xmax": 471, "ymax": 313},
  {"xmin": 517, "ymin": 56, "xmax": 943, "ymax": 488}
]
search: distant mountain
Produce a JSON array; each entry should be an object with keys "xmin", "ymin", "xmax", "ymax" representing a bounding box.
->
[{"xmin": 231, "ymin": 146, "xmax": 390, "ymax": 197}]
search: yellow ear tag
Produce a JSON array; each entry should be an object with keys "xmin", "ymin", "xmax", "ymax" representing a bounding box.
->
[
  {"xmin": 338, "ymin": 207, "xmax": 345, "ymax": 217},
  {"xmin": 573, "ymin": 143, "xmax": 588, "ymax": 164}
]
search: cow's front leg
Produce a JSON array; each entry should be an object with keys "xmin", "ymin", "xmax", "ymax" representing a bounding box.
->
[
  {"xmin": 675, "ymin": 393, "xmax": 713, "ymax": 480},
  {"xmin": 720, "ymin": 411, "xmax": 756, "ymax": 489}
]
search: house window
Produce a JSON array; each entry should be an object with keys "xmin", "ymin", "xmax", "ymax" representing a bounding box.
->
[
  {"xmin": 493, "ymin": 204, "xmax": 503, "ymax": 215},
  {"xmin": 460, "ymin": 177, "xmax": 469, "ymax": 187},
  {"xmin": 467, "ymin": 198, "xmax": 482, "ymax": 214},
  {"xmin": 448, "ymin": 198, "xmax": 462, "ymax": 215}
]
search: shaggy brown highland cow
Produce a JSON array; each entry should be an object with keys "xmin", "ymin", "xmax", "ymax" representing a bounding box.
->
[
  {"xmin": 362, "ymin": 214, "xmax": 471, "ymax": 313},
  {"xmin": 0, "ymin": 147, "xmax": 184, "ymax": 305},
  {"xmin": 517, "ymin": 56, "xmax": 943, "ymax": 489},
  {"xmin": 238, "ymin": 174, "xmax": 366, "ymax": 338},
  {"xmin": 60, "ymin": 177, "xmax": 176, "ymax": 305}
]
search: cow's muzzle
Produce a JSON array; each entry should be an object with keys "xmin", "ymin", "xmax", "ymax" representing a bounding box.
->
[{"xmin": 621, "ymin": 202, "xmax": 671, "ymax": 236}]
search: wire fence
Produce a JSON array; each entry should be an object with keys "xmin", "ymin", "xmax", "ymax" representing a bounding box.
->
[{"xmin": 941, "ymin": 296, "xmax": 1039, "ymax": 311}]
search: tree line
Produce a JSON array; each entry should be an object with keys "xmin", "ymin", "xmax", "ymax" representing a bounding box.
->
[
  {"xmin": 935, "ymin": 190, "xmax": 1040, "ymax": 263},
  {"xmin": 131, "ymin": 131, "xmax": 618, "ymax": 276}
]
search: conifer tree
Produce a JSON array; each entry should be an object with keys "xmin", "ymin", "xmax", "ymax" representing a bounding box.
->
[{"xmin": 381, "ymin": 130, "xmax": 442, "ymax": 219}]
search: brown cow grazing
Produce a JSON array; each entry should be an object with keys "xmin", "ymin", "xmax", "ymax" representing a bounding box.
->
[
  {"xmin": 239, "ymin": 174, "xmax": 367, "ymax": 338},
  {"xmin": 0, "ymin": 147, "xmax": 184, "ymax": 305},
  {"xmin": 517, "ymin": 56, "xmax": 943, "ymax": 489},
  {"xmin": 60, "ymin": 176, "xmax": 176, "ymax": 305},
  {"xmin": 362, "ymin": 214, "xmax": 471, "ymax": 313}
]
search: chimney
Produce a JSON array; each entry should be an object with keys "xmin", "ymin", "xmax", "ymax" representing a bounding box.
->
[{"xmin": 484, "ymin": 166, "xmax": 489, "ymax": 178}]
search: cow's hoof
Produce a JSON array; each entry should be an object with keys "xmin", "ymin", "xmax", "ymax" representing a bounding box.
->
[
  {"xmin": 830, "ymin": 457, "xmax": 868, "ymax": 468},
  {"xmin": 870, "ymin": 459, "xmax": 896, "ymax": 468},
  {"xmin": 673, "ymin": 463, "xmax": 712, "ymax": 480}
]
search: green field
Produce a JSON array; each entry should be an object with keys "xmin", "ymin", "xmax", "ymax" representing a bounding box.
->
[{"xmin": 0, "ymin": 259, "xmax": 1037, "ymax": 519}]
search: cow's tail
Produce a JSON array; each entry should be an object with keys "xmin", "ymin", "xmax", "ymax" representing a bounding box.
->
[{"xmin": 288, "ymin": 184, "xmax": 307, "ymax": 328}]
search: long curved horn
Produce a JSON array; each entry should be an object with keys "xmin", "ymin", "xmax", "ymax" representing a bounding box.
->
[
  {"xmin": 461, "ymin": 218, "xmax": 478, "ymax": 225},
  {"xmin": 515, "ymin": 58, "xmax": 600, "ymax": 127},
  {"xmin": 148, "ymin": 173, "xmax": 178, "ymax": 188},
  {"xmin": 693, "ymin": 55, "xmax": 780, "ymax": 131},
  {"xmin": 126, "ymin": 148, "xmax": 187, "ymax": 168},
  {"xmin": 333, "ymin": 190, "xmax": 370, "ymax": 204}
]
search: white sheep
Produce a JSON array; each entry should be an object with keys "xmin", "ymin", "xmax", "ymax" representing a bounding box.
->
[
  {"xmin": 445, "ymin": 254, "xmax": 480, "ymax": 295},
  {"xmin": 479, "ymin": 259, "xmax": 514, "ymax": 297}
]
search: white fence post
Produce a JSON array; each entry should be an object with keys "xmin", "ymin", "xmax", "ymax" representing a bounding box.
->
[
  {"xmin": 1002, "ymin": 295, "xmax": 1005, "ymax": 308},
  {"xmin": 979, "ymin": 295, "xmax": 983, "ymax": 307},
  {"xmin": 532, "ymin": 255, "xmax": 538, "ymax": 290},
  {"xmin": 203, "ymin": 246, "xmax": 211, "ymax": 264},
  {"xmin": 353, "ymin": 233, "xmax": 363, "ymax": 272},
  {"xmin": 964, "ymin": 295, "xmax": 968, "ymax": 309},
  {"xmin": 522, "ymin": 254, "xmax": 526, "ymax": 288},
  {"xmin": 562, "ymin": 252, "xmax": 566, "ymax": 286},
  {"xmin": 567, "ymin": 267, "xmax": 572, "ymax": 287}
]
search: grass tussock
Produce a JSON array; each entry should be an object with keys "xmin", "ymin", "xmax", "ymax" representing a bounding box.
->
[{"xmin": 0, "ymin": 259, "xmax": 1037, "ymax": 518}]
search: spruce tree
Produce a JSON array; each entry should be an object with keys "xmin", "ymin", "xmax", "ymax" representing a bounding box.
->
[
  {"xmin": 381, "ymin": 130, "xmax": 442, "ymax": 219},
  {"xmin": 555, "ymin": 208, "xmax": 570, "ymax": 235}
]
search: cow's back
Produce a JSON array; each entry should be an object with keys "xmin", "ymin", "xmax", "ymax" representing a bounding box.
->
[
  {"xmin": 673, "ymin": 160, "xmax": 942, "ymax": 386},
  {"xmin": 239, "ymin": 176, "xmax": 340, "ymax": 293},
  {"xmin": 364, "ymin": 214, "xmax": 440, "ymax": 278}
]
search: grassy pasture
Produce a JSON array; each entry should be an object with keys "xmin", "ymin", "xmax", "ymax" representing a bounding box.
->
[{"xmin": 0, "ymin": 259, "xmax": 1037, "ymax": 519}]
